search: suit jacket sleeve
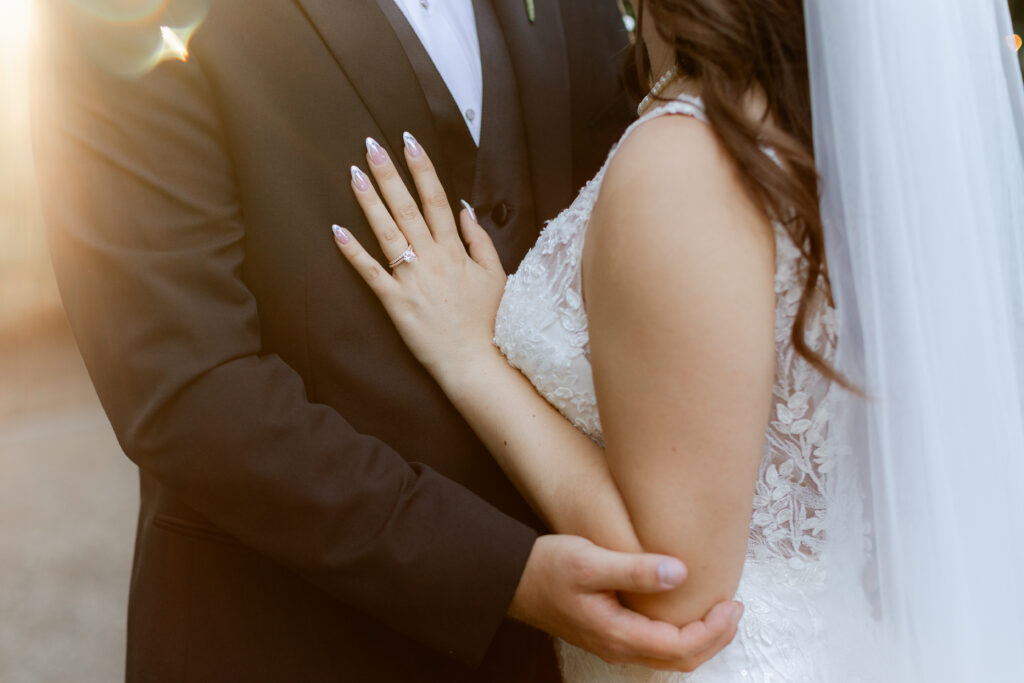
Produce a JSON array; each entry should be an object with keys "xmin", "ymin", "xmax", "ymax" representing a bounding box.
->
[{"xmin": 31, "ymin": 6, "xmax": 536, "ymax": 666}]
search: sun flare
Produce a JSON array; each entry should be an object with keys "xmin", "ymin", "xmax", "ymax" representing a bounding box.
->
[
  {"xmin": 159, "ymin": 25, "xmax": 190, "ymax": 63},
  {"xmin": 0, "ymin": 0, "xmax": 33, "ymax": 58}
]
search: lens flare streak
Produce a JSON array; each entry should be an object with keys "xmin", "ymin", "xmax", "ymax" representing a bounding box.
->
[
  {"xmin": 71, "ymin": 0, "xmax": 209, "ymax": 78},
  {"xmin": 159, "ymin": 25, "xmax": 190, "ymax": 62}
]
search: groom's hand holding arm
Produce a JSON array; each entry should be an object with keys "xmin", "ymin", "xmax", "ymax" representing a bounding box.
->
[{"xmin": 511, "ymin": 536, "xmax": 742, "ymax": 672}]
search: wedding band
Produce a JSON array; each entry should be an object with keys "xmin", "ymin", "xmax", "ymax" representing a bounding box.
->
[{"xmin": 388, "ymin": 246, "xmax": 417, "ymax": 269}]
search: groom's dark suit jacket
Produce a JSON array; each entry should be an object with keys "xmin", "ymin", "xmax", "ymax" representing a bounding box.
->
[{"xmin": 33, "ymin": 0, "xmax": 632, "ymax": 680}]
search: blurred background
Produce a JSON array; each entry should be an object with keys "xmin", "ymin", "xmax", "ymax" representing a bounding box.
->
[
  {"xmin": 1, "ymin": 2, "xmax": 137, "ymax": 682},
  {"xmin": 0, "ymin": 2, "xmax": 1022, "ymax": 682}
]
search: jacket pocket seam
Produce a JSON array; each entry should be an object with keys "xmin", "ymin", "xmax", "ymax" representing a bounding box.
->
[{"xmin": 153, "ymin": 513, "xmax": 241, "ymax": 546}]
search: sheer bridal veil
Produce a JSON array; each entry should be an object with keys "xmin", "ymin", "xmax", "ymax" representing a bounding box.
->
[{"xmin": 806, "ymin": 0, "xmax": 1024, "ymax": 680}]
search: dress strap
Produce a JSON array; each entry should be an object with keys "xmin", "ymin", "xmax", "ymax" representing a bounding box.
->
[
  {"xmin": 593, "ymin": 94, "xmax": 708, "ymax": 185},
  {"xmin": 630, "ymin": 93, "xmax": 708, "ymax": 132},
  {"xmin": 603, "ymin": 94, "xmax": 709, "ymax": 169},
  {"xmin": 627, "ymin": 94, "xmax": 785, "ymax": 173}
]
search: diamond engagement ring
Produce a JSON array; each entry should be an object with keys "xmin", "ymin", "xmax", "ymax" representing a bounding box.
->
[{"xmin": 388, "ymin": 246, "xmax": 417, "ymax": 269}]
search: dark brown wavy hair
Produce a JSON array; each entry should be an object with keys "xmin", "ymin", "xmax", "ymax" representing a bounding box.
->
[{"xmin": 627, "ymin": 0, "xmax": 844, "ymax": 386}]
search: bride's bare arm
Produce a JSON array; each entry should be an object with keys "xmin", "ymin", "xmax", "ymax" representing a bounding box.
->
[
  {"xmin": 584, "ymin": 115, "xmax": 777, "ymax": 626},
  {"xmin": 334, "ymin": 140, "xmax": 647, "ymax": 557},
  {"xmin": 333, "ymin": 127, "xmax": 771, "ymax": 627},
  {"xmin": 437, "ymin": 333, "xmax": 645, "ymax": 555}
]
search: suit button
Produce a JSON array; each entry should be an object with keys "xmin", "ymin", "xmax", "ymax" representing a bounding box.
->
[{"xmin": 490, "ymin": 201, "xmax": 514, "ymax": 227}]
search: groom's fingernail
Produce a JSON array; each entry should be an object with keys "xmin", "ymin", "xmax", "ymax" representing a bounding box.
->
[
  {"xmin": 332, "ymin": 225, "xmax": 350, "ymax": 244},
  {"xmin": 730, "ymin": 602, "xmax": 744, "ymax": 626},
  {"xmin": 657, "ymin": 559, "xmax": 686, "ymax": 588},
  {"xmin": 403, "ymin": 131, "xmax": 423, "ymax": 158},
  {"xmin": 351, "ymin": 165, "xmax": 370, "ymax": 192},
  {"xmin": 366, "ymin": 137, "xmax": 387, "ymax": 166}
]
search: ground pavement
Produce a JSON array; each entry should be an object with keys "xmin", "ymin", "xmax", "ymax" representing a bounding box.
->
[{"xmin": 0, "ymin": 324, "xmax": 135, "ymax": 682}]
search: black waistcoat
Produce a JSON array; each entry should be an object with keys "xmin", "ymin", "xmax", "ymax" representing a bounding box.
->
[{"xmin": 374, "ymin": 0, "xmax": 541, "ymax": 272}]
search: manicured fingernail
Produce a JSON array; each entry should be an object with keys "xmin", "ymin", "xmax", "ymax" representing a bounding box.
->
[
  {"xmin": 351, "ymin": 165, "xmax": 370, "ymax": 192},
  {"xmin": 460, "ymin": 199, "xmax": 477, "ymax": 223},
  {"xmin": 730, "ymin": 603, "xmax": 744, "ymax": 626},
  {"xmin": 657, "ymin": 559, "xmax": 686, "ymax": 588},
  {"xmin": 366, "ymin": 137, "xmax": 387, "ymax": 165},
  {"xmin": 332, "ymin": 224, "xmax": 350, "ymax": 244},
  {"xmin": 403, "ymin": 131, "xmax": 423, "ymax": 157}
]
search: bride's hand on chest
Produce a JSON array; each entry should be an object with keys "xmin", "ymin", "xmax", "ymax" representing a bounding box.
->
[{"xmin": 332, "ymin": 134, "xmax": 507, "ymax": 381}]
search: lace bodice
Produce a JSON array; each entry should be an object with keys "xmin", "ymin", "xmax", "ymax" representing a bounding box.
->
[{"xmin": 493, "ymin": 96, "xmax": 837, "ymax": 681}]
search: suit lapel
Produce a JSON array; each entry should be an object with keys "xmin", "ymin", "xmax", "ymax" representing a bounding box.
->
[
  {"xmin": 489, "ymin": 0, "xmax": 572, "ymax": 222},
  {"xmin": 293, "ymin": 0, "xmax": 449, "ymax": 184},
  {"xmin": 376, "ymin": 0, "xmax": 478, "ymax": 202},
  {"xmin": 294, "ymin": 0, "xmax": 571, "ymax": 220}
]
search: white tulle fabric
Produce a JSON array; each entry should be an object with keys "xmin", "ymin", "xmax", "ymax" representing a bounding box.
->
[
  {"xmin": 494, "ymin": 96, "xmax": 838, "ymax": 681},
  {"xmin": 807, "ymin": 1, "xmax": 1024, "ymax": 680}
]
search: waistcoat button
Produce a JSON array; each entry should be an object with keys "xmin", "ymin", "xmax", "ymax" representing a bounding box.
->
[{"xmin": 490, "ymin": 202, "xmax": 513, "ymax": 227}]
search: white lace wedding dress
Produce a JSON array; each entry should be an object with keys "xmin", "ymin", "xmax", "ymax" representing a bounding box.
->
[{"xmin": 493, "ymin": 95, "xmax": 838, "ymax": 682}]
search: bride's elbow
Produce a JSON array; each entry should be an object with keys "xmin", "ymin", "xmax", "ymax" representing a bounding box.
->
[{"xmin": 622, "ymin": 557, "xmax": 745, "ymax": 628}]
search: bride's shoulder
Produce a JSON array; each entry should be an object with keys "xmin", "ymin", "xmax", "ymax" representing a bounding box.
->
[
  {"xmin": 592, "ymin": 110, "xmax": 772, "ymax": 253},
  {"xmin": 613, "ymin": 109, "xmax": 724, "ymax": 176}
]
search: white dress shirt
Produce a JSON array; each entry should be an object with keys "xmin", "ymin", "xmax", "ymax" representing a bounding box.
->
[{"xmin": 392, "ymin": 0, "xmax": 483, "ymax": 145}]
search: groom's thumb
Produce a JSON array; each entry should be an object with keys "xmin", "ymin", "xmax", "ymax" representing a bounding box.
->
[{"xmin": 578, "ymin": 547, "xmax": 688, "ymax": 593}]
